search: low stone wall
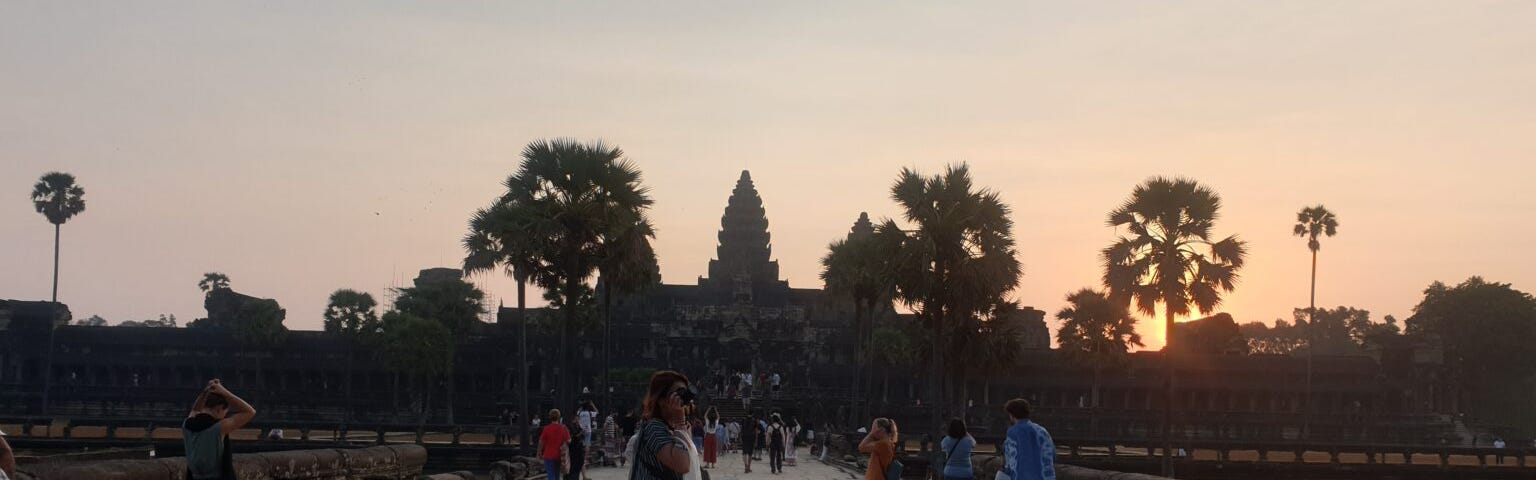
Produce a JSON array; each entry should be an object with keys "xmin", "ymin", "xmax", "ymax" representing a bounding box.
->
[
  {"xmin": 14, "ymin": 444, "xmax": 427, "ymax": 480},
  {"xmin": 972, "ymin": 454, "xmax": 1169, "ymax": 480},
  {"xmin": 821, "ymin": 432, "xmax": 1166, "ymax": 480}
]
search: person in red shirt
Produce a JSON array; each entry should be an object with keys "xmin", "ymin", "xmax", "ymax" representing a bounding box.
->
[{"xmin": 539, "ymin": 409, "xmax": 571, "ymax": 480}]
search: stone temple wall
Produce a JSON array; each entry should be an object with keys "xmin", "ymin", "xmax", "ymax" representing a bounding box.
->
[{"xmin": 13, "ymin": 444, "xmax": 426, "ymax": 480}]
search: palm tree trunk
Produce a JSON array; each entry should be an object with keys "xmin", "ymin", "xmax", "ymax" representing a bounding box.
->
[
  {"xmin": 346, "ymin": 342, "xmax": 355, "ymax": 424},
  {"xmin": 446, "ymin": 354, "xmax": 457, "ymax": 424},
  {"xmin": 864, "ymin": 299, "xmax": 878, "ymax": 419},
  {"xmin": 1304, "ymin": 250, "xmax": 1317, "ymax": 440},
  {"xmin": 1162, "ymin": 308, "xmax": 1176, "ymax": 477},
  {"xmin": 562, "ymin": 274, "xmax": 579, "ymax": 410},
  {"xmin": 852, "ymin": 298, "xmax": 865, "ymax": 424},
  {"xmin": 602, "ymin": 283, "xmax": 612, "ymax": 414},
  {"xmin": 42, "ymin": 224, "xmax": 59, "ymax": 415},
  {"xmin": 517, "ymin": 277, "xmax": 530, "ymax": 452},
  {"xmin": 931, "ymin": 306, "xmax": 944, "ymax": 435},
  {"xmin": 52, "ymin": 223, "xmax": 60, "ymax": 302}
]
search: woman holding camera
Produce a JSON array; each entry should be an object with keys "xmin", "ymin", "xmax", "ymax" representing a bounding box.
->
[{"xmin": 630, "ymin": 371, "xmax": 697, "ymax": 480}]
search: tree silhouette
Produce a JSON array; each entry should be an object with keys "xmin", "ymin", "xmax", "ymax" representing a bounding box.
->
[
  {"xmin": 373, "ymin": 311, "xmax": 454, "ymax": 426},
  {"xmin": 1056, "ymin": 288, "xmax": 1142, "ymax": 418},
  {"xmin": 464, "ymin": 199, "xmax": 550, "ymax": 448},
  {"xmin": 198, "ymin": 272, "xmax": 231, "ymax": 294},
  {"xmin": 879, "ymin": 164, "xmax": 1021, "ymax": 432},
  {"xmin": 1405, "ymin": 277, "xmax": 1536, "ymax": 430},
  {"xmin": 31, "ymin": 172, "xmax": 86, "ymax": 303},
  {"xmin": 1102, "ymin": 177, "xmax": 1246, "ymax": 476},
  {"xmin": 393, "ymin": 276, "xmax": 485, "ymax": 424},
  {"xmin": 597, "ymin": 216, "xmax": 660, "ymax": 409},
  {"xmin": 1293, "ymin": 204, "xmax": 1338, "ymax": 438},
  {"xmin": 820, "ymin": 212, "xmax": 894, "ymax": 422},
  {"xmin": 325, "ymin": 288, "xmax": 380, "ymax": 423},
  {"xmin": 493, "ymin": 138, "xmax": 653, "ymax": 409}
]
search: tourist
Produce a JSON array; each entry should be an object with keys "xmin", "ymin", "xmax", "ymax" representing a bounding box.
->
[
  {"xmin": 703, "ymin": 408, "xmax": 720, "ymax": 468},
  {"xmin": 567, "ymin": 421, "xmax": 588, "ymax": 480},
  {"xmin": 604, "ymin": 414, "xmax": 620, "ymax": 451},
  {"xmin": 756, "ymin": 416, "xmax": 769, "ymax": 460},
  {"xmin": 940, "ymin": 418, "xmax": 976, "ymax": 480},
  {"xmin": 691, "ymin": 417, "xmax": 706, "ymax": 452},
  {"xmin": 737, "ymin": 369, "xmax": 749, "ymax": 406},
  {"xmin": 538, "ymin": 409, "xmax": 571, "ymax": 480},
  {"xmin": 578, "ymin": 401, "xmax": 599, "ymax": 447},
  {"xmin": 726, "ymin": 419, "xmax": 741, "ymax": 453},
  {"xmin": 767, "ymin": 413, "xmax": 787, "ymax": 474},
  {"xmin": 632, "ymin": 370, "xmax": 695, "ymax": 480},
  {"xmin": 770, "ymin": 372, "xmax": 782, "ymax": 398},
  {"xmin": 1, "ymin": 429, "xmax": 15, "ymax": 480},
  {"xmin": 1494, "ymin": 437, "xmax": 1506, "ymax": 464},
  {"xmin": 858, "ymin": 418, "xmax": 899, "ymax": 480},
  {"xmin": 785, "ymin": 418, "xmax": 802, "ymax": 467},
  {"xmin": 183, "ymin": 379, "xmax": 256, "ymax": 480},
  {"xmin": 740, "ymin": 416, "xmax": 758, "ymax": 473},
  {"xmin": 999, "ymin": 399, "xmax": 1054, "ymax": 480}
]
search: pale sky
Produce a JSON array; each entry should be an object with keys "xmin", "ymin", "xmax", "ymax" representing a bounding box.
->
[{"xmin": 3, "ymin": 1, "xmax": 1533, "ymax": 350}]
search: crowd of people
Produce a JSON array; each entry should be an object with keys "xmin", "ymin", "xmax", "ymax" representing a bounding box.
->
[{"xmin": 153, "ymin": 371, "xmax": 1055, "ymax": 480}]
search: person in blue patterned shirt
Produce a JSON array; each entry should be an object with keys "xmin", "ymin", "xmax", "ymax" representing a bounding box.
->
[{"xmin": 1000, "ymin": 399, "xmax": 1054, "ymax": 480}]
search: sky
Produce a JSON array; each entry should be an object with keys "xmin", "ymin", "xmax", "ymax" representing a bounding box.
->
[{"xmin": 2, "ymin": 1, "xmax": 1533, "ymax": 350}]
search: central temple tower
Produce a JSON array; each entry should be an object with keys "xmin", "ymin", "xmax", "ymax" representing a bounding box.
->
[{"xmin": 703, "ymin": 170, "xmax": 784, "ymax": 291}]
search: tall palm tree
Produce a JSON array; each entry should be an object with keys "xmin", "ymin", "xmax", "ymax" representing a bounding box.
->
[
  {"xmin": 32, "ymin": 172, "xmax": 86, "ymax": 303},
  {"xmin": 498, "ymin": 138, "xmax": 653, "ymax": 410},
  {"xmin": 464, "ymin": 200, "xmax": 550, "ymax": 449},
  {"xmin": 31, "ymin": 172, "xmax": 85, "ymax": 416},
  {"xmin": 881, "ymin": 164, "xmax": 1021, "ymax": 433},
  {"xmin": 820, "ymin": 214, "xmax": 894, "ymax": 422},
  {"xmin": 1293, "ymin": 205, "xmax": 1338, "ymax": 438},
  {"xmin": 1056, "ymin": 288, "xmax": 1143, "ymax": 433},
  {"xmin": 1102, "ymin": 177, "xmax": 1247, "ymax": 476},
  {"xmin": 323, "ymin": 289, "xmax": 380, "ymax": 423},
  {"xmin": 597, "ymin": 216, "xmax": 660, "ymax": 409}
]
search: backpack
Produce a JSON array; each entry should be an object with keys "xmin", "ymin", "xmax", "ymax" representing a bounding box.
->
[{"xmin": 885, "ymin": 458, "xmax": 904, "ymax": 480}]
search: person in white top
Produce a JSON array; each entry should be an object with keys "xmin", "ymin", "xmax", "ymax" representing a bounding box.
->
[{"xmin": 576, "ymin": 401, "xmax": 598, "ymax": 446}]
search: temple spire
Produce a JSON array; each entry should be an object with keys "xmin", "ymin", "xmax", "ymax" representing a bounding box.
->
[
  {"xmin": 849, "ymin": 212, "xmax": 875, "ymax": 240},
  {"xmin": 706, "ymin": 170, "xmax": 780, "ymax": 286}
]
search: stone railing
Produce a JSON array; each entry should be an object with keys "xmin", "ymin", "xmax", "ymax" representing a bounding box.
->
[
  {"xmin": 972, "ymin": 454, "xmax": 1168, "ymax": 480},
  {"xmin": 13, "ymin": 444, "xmax": 426, "ymax": 480}
]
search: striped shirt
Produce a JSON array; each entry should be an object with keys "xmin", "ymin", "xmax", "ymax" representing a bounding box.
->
[{"xmin": 633, "ymin": 419, "xmax": 684, "ymax": 480}]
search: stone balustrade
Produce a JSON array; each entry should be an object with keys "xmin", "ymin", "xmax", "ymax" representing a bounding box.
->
[{"xmin": 13, "ymin": 444, "xmax": 426, "ymax": 480}]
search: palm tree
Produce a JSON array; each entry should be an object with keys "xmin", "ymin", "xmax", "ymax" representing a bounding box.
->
[
  {"xmin": 1102, "ymin": 177, "xmax": 1247, "ymax": 476},
  {"xmin": 30, "ymin": 172, "xmax": 85, "ymax": 416},
  {"xmin": 820, "ymin": 212, "xmax": 893, "ymax": 422},
  {"xmin": 497, "ymin": 138, "xmax": 653, "ymax": 410},
  {"xmin": 198, "ymin": 272, "xmax": 231, "ymax": 294},
  {"xmin": 323, "ymin": 289, "xmax": 380, "ymax": 423},
  {"xmin": 32, "ymin": 172, "xmax": 86, "ymax": 302},
  {"xmin": 1056, "ymin": 288, "xmax": 1143, "ymax": 433},
  {"xmin": 1293, "ymin": 205, "xmax": 1338, "ymax": 438},
  {"xmin": 464, "ymin": 200, "xmax": 550, "ymax": 449},
  {"xmin": 880, "ymin": 164, "xmax": 1021, "ymax": 432},
  {"xmin": 597, "ymin": 217, "xmax": 660, "ymax": 409}
]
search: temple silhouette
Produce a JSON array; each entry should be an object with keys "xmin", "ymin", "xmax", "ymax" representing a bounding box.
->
[{"xmin": 0, "ymin": 170, "xmax": 1457, "ymax": 446}]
